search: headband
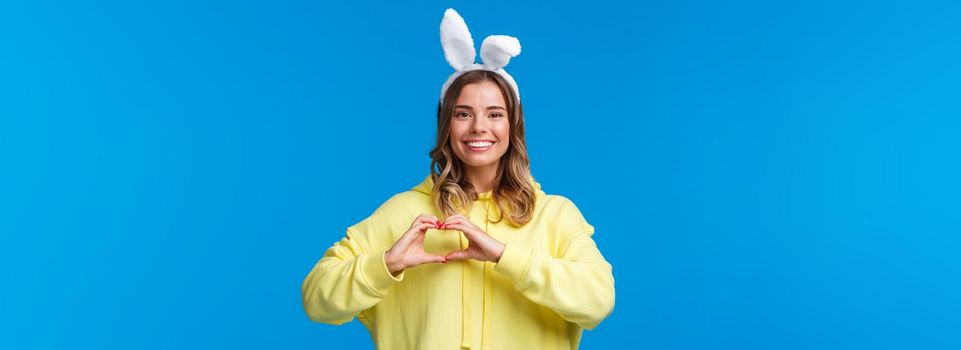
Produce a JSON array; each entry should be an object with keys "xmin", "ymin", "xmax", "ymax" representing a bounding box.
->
[{"xmin": 439, "ymin": 8, "xmax": 522, "ymax": 103}]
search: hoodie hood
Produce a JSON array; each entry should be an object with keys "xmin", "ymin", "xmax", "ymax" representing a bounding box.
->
[
  {"xmin": 411, "ymin": 173, "xmax": 544, "ymax": 199},
  {"xmin": 411, "ymin": 173, "xmax": 543, "ymax": 349}
]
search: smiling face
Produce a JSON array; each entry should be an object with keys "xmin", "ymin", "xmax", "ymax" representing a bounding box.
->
[{"xmin": 449, "ymin": 80, "xmax": 511, "ymax": 175}]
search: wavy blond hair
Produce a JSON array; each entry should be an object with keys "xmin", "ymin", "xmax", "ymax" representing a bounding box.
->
[{"xmin": 428, "ymin": 70, "xmax": 535, "ymax": 227}]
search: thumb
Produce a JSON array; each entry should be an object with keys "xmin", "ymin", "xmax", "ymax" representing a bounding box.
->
[
  {"xmin": 420, "ymin": 254, "xmax": 448, "ymax": 265},
  {"xmin": 444, "ymin": 249, "xmax": 471, "ymax": 261}
]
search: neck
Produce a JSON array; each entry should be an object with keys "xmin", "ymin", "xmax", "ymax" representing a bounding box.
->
[{"xmin": 465, "ymin": 162, "xmax": 498, "ymax": 193}]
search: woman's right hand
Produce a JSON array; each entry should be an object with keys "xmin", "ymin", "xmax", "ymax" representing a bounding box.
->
[{"xmin": 384, "ymin": 214, "xmax": 447, "ymax": 276}]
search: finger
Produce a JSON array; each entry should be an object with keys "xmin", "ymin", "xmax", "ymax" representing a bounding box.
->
[
  {"xmin": 424, "ymin": 219, "xmax": 441, "ymax": 230},
  {"xmin": 409, "ymin": 219, "xmax": 438, "ymax": 234},
  {"xmin": 441, "ymin": 223, "xmax": 476, "ymax": 239},
  {"xmin": 437, "ymin": 216, "xmax": 462, "ymax": 229},
  {"xmin": 399, "ymin": 222, "xmax": 434, "ymax": 244},
  {"xmin": 444, "ymin": 249, "xmax": 471, "ymax": 261},
  {"xmin": 446, "ymin": 214, "xmax": 468, "ymax": 222},
  {"xmin": 416, "ymin": 222, "xmax": 435, "ymax": 234},
  {"xmin": 421, "ymin": 254, "xmax": 449, "ymax": 264},
  {"xmin": 414, "ymin": 215, "xmax": 438, "ymax": 228},
  {"xmin": 442, "ymin": 216, "xmax": 469, "ymax": 227},
  {"xmin": 440, "ymin": 214, "xmax": 458, "ymax": 223}
]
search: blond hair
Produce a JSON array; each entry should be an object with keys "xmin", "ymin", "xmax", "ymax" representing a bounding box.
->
[{"xmin": 428, "ymin": 70, "xmax": 536, "ymax": 226}]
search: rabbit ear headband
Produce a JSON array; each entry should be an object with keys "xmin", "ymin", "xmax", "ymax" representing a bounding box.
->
[{"xmin": 439, "ymin": 8, "xmax": 522, "ymax": 103}]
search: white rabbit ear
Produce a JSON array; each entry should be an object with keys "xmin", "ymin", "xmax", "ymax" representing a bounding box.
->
[
  {"xmin": 440, "ymin": 9, "xmax": 476, "ymax": 71},
  {"xmin": 480, "ymin": 35, "xmax": 521, "ymax": 70}
]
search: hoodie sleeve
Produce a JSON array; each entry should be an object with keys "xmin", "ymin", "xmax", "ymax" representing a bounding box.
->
[
  {"xmin": 492, "ymin": 197, "xmax": 615, "ymax": 330},
  {"xmin": 301, "ymin": 199, "xmax": 405, "ymax": 325}
]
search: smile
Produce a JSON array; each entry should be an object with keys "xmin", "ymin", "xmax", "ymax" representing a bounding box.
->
[{"xmin": 464, "ymin": 141, "xmax": 494, "ymax": 152}]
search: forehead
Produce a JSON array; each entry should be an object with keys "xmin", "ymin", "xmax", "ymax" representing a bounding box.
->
[{"xmin": 454, "ymin": 81, "xmax": 506, "ymax": 108}]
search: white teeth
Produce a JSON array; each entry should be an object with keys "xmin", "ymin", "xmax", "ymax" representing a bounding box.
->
[{"xmin": 467, "ymin": 141, "xmax": 493, "ymax": 148}]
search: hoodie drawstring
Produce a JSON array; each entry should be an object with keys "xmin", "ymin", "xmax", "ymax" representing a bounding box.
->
[
  {"xmin": 460, "ymin": 230, "xmax": 471, "ymax": 348},
  {"xmin": 481, "ymin": 199, "xmax": 493, "ymax": 350},
  {"xmin": 461, "ymin": 197, "xmax": 495, "ymax": 350}
]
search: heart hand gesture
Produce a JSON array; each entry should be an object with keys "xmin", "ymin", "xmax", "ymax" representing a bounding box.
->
[
  {"xmin": 384, "ymin": 214, "xmax": 448, "ymax": 276},
  {"xmin": 440, "ymin": 214, "xmax": 506, "ymax": 263}
]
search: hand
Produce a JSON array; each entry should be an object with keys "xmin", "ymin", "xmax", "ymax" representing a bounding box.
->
[
  {"xmin": 384, "ymin": 214, "xmax": 447, "ymax": 276},
  {"xmin": 441, "ymin": 214, "xmax": 506, "ymax": 263}
]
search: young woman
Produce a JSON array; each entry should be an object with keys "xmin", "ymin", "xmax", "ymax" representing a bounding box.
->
[{"xmin": 301, "ymin": 9, "xmax": 615, "ymax": 350}]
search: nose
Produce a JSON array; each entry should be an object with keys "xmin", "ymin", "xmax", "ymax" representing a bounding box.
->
[{"xmin": 470, "ymin": 115, "xmax": 490, "ymax": 134}]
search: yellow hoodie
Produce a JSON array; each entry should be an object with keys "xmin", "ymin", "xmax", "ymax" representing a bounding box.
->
[{"xmin": 301, "ymin": 174, "xmax": 615, "ymax": 349}]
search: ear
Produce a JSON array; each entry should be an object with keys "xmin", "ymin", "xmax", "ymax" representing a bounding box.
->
[
  {"xmin": 480, "ymin": 35, "xmax": 521, "ymax": 70},
  {"xmin": 440, "ymin": 8, "xmax": 476, "ymax": 71}
]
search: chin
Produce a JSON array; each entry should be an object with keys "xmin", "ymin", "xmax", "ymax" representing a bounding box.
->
[
  {"xmin": 455, "ymin": 153, "xmax": 493, "ymax": 167},
  {"xmin": 454, "ymin": 145, "xmax": 507, "ymax": 168},
  {"xmin": 459, "ymin": 156, "xmax": 489, "ymax": 166}
]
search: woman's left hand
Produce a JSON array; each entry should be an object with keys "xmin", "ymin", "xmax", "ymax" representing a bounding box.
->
[{"xmin": 441, "ymin": 214, "xmax": 506, "ymax": 263}]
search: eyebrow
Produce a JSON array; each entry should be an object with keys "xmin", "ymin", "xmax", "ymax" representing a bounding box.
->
[{"xmin": 454, "ymin": 105, "xmax": 507, "ymax": 111}]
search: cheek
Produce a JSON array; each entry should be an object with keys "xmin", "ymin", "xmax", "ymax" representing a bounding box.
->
[
  {"xmin": 448, "ymin": 124, "xmax": 464, "ymax": 139},
  {"xmin": 493, "ymin": 125, "xmax": 510, "ymax": 153},
  {"xmin": 494, "ymin": 124, "xmax": 510, "ymax": 141},
  {"xmin": 449, "ymin": 125, "xmax": 468, "ymax": 149}
]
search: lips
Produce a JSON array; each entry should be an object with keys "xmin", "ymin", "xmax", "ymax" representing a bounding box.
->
[
  {"xmin": 464, "ymin": 141, "xmax": 494, "ymax": 152},
  {"xmin": 465, "ymin": 140, "xmax": 494, "ymax": 147}
]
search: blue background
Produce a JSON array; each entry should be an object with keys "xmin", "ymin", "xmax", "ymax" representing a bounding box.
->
[{"xmin": 2, "ymin": 0, "xmax": 959, "ymax": 349}]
